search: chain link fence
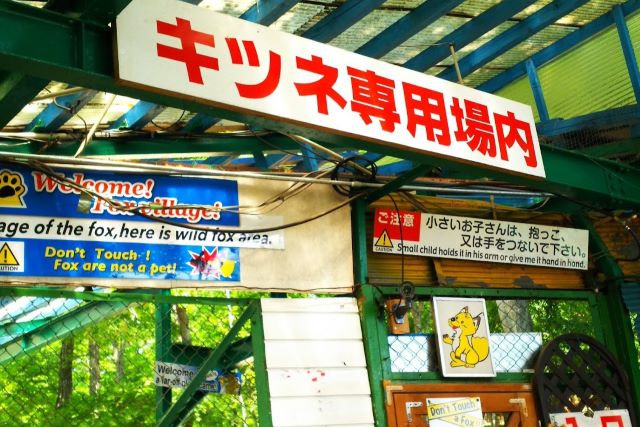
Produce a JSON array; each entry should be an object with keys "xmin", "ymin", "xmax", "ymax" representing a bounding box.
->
[
  {"xmin": 388, "ymin": 297, "xmax": 595, "ymax": 374},
  {"xmin": 0, "ymin": 292, "xmax": 262, "ymax": 426}
]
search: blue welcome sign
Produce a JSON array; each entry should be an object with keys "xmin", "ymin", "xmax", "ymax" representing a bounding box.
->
[{"xmin": 0, "ymin": 164, "xmax": 256, "ymax": 283}]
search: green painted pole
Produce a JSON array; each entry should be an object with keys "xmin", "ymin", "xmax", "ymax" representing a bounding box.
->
[
  {"xmin": 573, "ymin": 214, "xmax": 640, "ymax": 414},
  {"xmin": 155, "ymin": 289, "xmax": 172, "ymax": 423},
  {"xmin": 353, "ymin": 198, "xmax": 389, "ymax": 426},
  {"xmin": 251, "ymin": 303, "xmax": 273, "ymax": 427}
]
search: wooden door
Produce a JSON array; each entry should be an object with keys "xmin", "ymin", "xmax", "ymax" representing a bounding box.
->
[{"xmin": 385, "ymin": 383, "xmax": 538, "ymax": 427}]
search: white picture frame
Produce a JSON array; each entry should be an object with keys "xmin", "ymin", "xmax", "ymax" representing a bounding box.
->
[{"xmin": 432, "ymin": 297, "xmax": 496, "ymax": 377}]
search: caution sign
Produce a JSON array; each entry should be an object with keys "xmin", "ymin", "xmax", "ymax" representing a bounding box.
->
[
  {"xmin": 372, "ymin": 209, "xmax": 421, "ymax": 254},
  {"xmin": 426, "ymin": 397, "xmax": 483, "ymax": 427},
  {"xmin": 374, "ymin": 230, "xmax": 393, "ymax": 249},
  {"xmin": 0, "ymin": 241, "xmax": 24, "ymax": 272}
]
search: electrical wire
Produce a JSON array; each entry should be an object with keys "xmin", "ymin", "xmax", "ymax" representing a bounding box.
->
[
  {"xmin": 330, "ymin": 155, "xmax": 377, "ymax": 197},
  {"xmin": 75, "ymin": 93, "xmax": 117, "ymax": 157},
  {"xmin": 612, "ymin": 215, "xmax": 640, "ymax": 262},
  {"xmin": 51, "ymin": 96, "xmax": 90, "ymax": 143},
  {"xmin": 21, "ymin": 158, "xmax": 362, "ymax": 234},
  {"xmin": 6, "ymin": 139, "xmax": 637, "ymax": 259},
  {"xmin": 388, "ymin": 193, "xmax": 405, "ymax": 285},
  {"xmin": 221, "ymin": 169, "xmax": 333, "ymax": 216},
  {"xmin": 252, "ymin": 131, "xmax": 339, "ymax": 167},
  {"xmin": 0, "ymin": 152, "xmax": 553, "ymax": 200},
  {"xmin": 150, "ymin": 110, "xmax": 187, "ymax": 131}
]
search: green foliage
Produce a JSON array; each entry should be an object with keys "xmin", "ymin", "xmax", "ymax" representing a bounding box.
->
[
  {"xmin": 529, "ymin": 299, "xmax": 594, "ymax": 343},
  {"xmin": 0, "ymin": 305, "xmax": 157, "ymax": 426},
  {"xmin": 485, "ymin": 300, "xmax": 503, "ymax": 333},
  {"xmin": 0, "ymin": 297, "xmax": 259, "ymax": 426}
]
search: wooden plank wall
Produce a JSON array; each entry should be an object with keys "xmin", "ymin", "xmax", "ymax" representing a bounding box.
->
[
  {"xmin": 368, "ymin": 196, "xmax": 586, "ymax": 289},
  {"xmin": 261, "ymin": 298, "xmax": 374, "ymax": 427}
]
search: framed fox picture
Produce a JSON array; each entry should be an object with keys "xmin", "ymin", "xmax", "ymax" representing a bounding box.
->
[{"xmin": 432, "ymin": 297, "xmax": 496, "ymax": 377}]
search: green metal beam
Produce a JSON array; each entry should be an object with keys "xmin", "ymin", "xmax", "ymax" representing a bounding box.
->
[
  {"xmin": 0, "ymin": 318, "xmax": 49, "ymax": 336},
  {"xmin": 444, "ymin": 144, "xmax": 640, "ymax": 210},
  {"xmin": 357, "ymin": 284, "xmax": 390, "ymax": 427},
  {"xmin": 251, "ymin": 303, "xmax": 273, "ymax": 427},
  {"xmin": 0, "ymin": 299, "xmax": 129, "ymax": 364},
  {"xmin": 164, "ymin": 336, "xmax": 256, "ymax": 425},
  {"xmin": 352, "ymin": 199, "xmax": 388, "ymax": 427},
  {"xmin": 0, "ymin": 0, "xmax": 128, "ymax": 130},
  {"xmin": 167, "ymin": 338, "xmax": 252, "ymax": 367},
  {"xmin": 532, "ymin": 145, "xmax": 640, "ymax": 210},
  {"xmin": 0, "ymin": 287, "xmax": 253, "ymax": 306},
  {"xmin": 1, "ymin": 2, "xmax": 640, "ymax": 209},
  {"xmin": 163, "ymin": 339, "xmax": 253, "ymax": 425},
  {"xmin": 374, "ymin": 284, "xmax": 595, "ymax": 300},
  {"xmin": 578, "ymin": 138, "xmax": 640, "ymax": 159},
  {"xmin": 74, "ymin": 0, "xmax": 133, "ymax": 25},
  {"xmin": 44, "ymin": 0, "xmax": 132, "ymax": 24},
  {"xmin": 365, "ymin": 164, "xmax": 431, "ymax": 203},
  {"xmin": 0, "ymin": 72, "xmax": 48, "ymax": 128},
  {"xmin": 163, "ymin": 326, "xmax": 257, "ymax": 426},
  {"xmin": 167, "ymin": 324, "xmax": 257, "ymax": 424},
  {"xmin": 0, "ymin": 0, "xmax": 258, "ymax": 123},
  {"xmin": 2, "ymin": 132, "xmax": 638, "ymax": 212},
  {"xmin": 157, "ymin": 301, "xmax": 258, "ymax": 427}
]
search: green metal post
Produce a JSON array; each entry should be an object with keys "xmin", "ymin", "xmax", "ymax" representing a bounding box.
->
[
  {"xmin": 353, "ymin": 198, "xmax": 389, "ymax": 426},
  {"xmin": 251, "ymin": 302, "xmax": 273, "ymax": 427},
  {"xmin": 573, "ymin": 214, "xmax": 640, "ymax": 413},
  {"xmin": 155, "ymin": 289, "xmax": 172, "ymax": 423},
  {"xmin": 352, "ymin": 199, "xmax": 369, "ymax": 286},
  {"xmin": 587, "ymin": 292, "xmax": 607, "ymax": 343},
  {"xmin": 364, "ymin": 164, "xmax": 432, "ymax": 203}
]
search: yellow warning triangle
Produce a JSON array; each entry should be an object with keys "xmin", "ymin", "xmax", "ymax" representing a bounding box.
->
[
  {"xmin": 374, "ymin": 230, "xmax": 393, "ymax": 248},
  {"xmin": 0, "ymin": 243, "xmax": 19, "ymax": 265}
]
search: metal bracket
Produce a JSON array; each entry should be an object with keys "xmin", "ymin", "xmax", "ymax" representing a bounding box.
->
[
  {"xmin": 509, "ymin": 397, "xmax": 528, "ymax": 418},
  {"xmin": 405, "ymin": 401, "xmax": 423, "ymax": 423}
]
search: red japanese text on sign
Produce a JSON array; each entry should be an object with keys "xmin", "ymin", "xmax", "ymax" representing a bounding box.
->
[
  {"xmin": 118, "ymin": 0, "xmax": 545, "ymax": 177},
  {"xmin": 373, "ymin": 209, "xmax": 420, "ymax": 242}
]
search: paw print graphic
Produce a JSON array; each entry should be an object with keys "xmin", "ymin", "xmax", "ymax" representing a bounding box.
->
[{"xmin": 0, "ymin": 170, "xmax": 27, "ymax": 207}]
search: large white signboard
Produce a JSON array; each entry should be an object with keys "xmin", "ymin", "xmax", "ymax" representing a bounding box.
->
[
  {"xmin": 373, "ymin": 209, "xmax": 589, "ymax": 270},
  {"xmin": 116, "ymin": 0, "xmax": 545, "ymax": 178}
]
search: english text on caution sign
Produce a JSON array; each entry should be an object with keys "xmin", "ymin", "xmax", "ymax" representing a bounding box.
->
[{"xmin": 426, "ymin": 397, "xmax": 483, "ymax": 427}]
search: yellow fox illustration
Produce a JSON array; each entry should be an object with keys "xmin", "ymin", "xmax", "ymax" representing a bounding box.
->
[{"xmin": 442, "ymin": 306, "xmax": 489, "ymax": 368}]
